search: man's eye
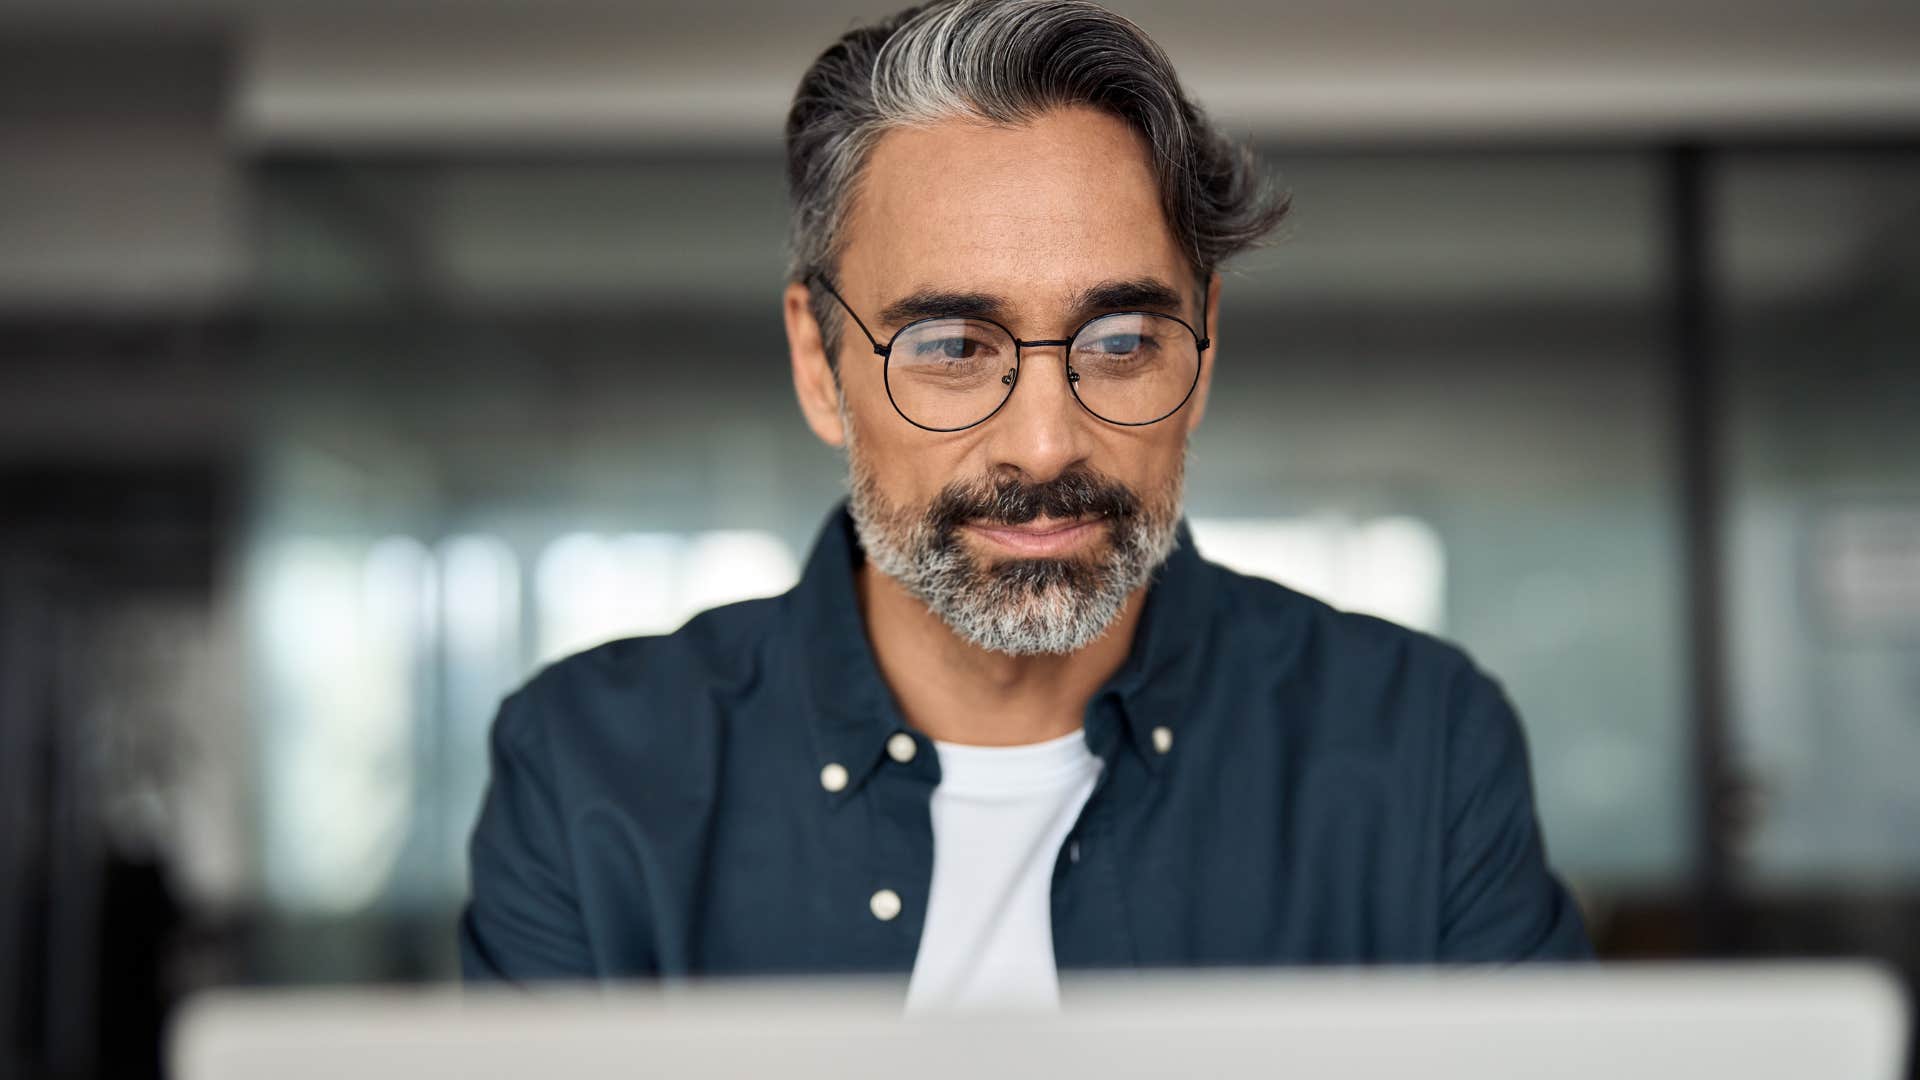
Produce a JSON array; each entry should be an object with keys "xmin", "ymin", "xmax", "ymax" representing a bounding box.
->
[
  {"xmin": 1092, "ymin": 334, "xmax": 1145, "ymax": 354},
  {"xmin": 916, "ymin": 337, "xmax": 979, "ymax": 360}
]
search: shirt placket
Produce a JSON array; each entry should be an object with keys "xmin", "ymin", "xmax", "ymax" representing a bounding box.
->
[
  {"xmin": 1050, "ymin": 691, "xmax": 1142, "ymax": 972},
  {"xmin": 830, "ymin": 734, "xmax": 937, "ymax": 973}
]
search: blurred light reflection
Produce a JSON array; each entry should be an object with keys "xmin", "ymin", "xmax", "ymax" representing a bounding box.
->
[
  {"xmin": 1191, "ymin": 515, "xmax": 1447, "ymax": 633},
  {"xmin": 255, "ymin": 526, "xmax": 799, "ymax": 912}
]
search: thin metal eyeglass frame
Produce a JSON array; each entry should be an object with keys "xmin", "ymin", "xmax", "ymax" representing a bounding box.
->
[{"xmin": 810, "ymin": 273, "xmax": 1210, "ymax": 433}]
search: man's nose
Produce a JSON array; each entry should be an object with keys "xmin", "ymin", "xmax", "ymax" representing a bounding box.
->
[{"xmin": 982, "ymin": 344, "xmax": 1095, "ymax": 484}]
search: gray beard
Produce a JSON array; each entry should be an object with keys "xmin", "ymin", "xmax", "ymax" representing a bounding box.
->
[{"xmin": 842, "ymin": 416, "xmax": 1183, "ymax": 656}]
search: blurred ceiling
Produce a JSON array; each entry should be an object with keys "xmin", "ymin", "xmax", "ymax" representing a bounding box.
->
[
  {"xmin": 0, "ymin": 0, "xmax": 1915, "ymax": 319},
  {"xmin": 3, "ymin": 0, "xmax": 1918, "ymax": 144},
  {"xmin": 243, "ymin": 0, "xmax": 1920, "ymax": 146}
]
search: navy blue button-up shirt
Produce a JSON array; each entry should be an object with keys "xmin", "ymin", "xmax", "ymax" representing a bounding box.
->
[{"xmin": 460, "ymin": 505, "xmax": 1591, "ymax": 982}]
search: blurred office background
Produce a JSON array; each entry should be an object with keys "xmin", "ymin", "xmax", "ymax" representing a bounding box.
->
[{"xmin": 3, "ymin": 0, "xmax": 1919, "ymax": 1076}]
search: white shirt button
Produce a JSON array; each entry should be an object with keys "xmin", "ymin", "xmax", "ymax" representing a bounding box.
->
[
  {"xmin": 870, "ymin": 888, "xmax": 902, "ymax": 921},
  {"xmin": 819, "ymin": 762, "xmax": 849, "ymax": 793},
  {"xmin": 1151, "ymin": 726, "xmax": 1174, "ymax": 754},
  {"xmin": 886, "ymin": 732, "xmax": 917, "ymax": 764}
]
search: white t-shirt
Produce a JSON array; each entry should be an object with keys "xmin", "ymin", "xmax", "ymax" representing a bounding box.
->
[{"xmin": 904, "ymin": 727, "xmax": 1104, "ymax": 1013}]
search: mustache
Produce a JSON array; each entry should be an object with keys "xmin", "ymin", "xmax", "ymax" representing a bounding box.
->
[{"xmin": 924, "ymin": 467, "xmax": 1141, "ymax": 537}]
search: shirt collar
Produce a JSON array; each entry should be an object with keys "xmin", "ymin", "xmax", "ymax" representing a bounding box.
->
[
  {"xmin": 1088, "ymin": 511, "xmax": 1212, "ymax": 774},
  {"xmin": 791, "ymin": 502, "xmax": 1213, "ymax": 799}
]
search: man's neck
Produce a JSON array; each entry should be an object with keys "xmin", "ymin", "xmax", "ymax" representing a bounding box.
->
[{"xmin": 855, "ymin": 560, "xmax": 1143, "ymax": 746}]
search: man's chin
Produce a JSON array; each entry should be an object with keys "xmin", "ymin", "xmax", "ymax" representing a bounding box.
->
[{"xmin": 964, "ymin": 545, "xmax": 1110, "ymax": 586}]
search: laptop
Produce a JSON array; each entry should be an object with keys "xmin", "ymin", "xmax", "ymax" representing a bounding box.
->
[{"xmin": 171, "ymin": 963, "xmax": 1911, "ymax": 1080}]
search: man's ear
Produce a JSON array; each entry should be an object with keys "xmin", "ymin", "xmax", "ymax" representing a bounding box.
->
[
  {"xmin": 1183, "ymin": 272, "xmax": 1222, "ymax": 433},
  {"xmin": 783, "ymin": 281, "xmax": 847, "ymax": 447}
]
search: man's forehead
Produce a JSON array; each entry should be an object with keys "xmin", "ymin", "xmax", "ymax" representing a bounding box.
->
[{"xmin": 841, "ymin": 108, "xmax": 1188, "ymax": 312}]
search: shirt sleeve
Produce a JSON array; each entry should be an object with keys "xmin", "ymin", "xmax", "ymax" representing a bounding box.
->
[
  {"xmin": 1437, "ymin": 665, "xmax": 1594, "ymax": 962},
  {"xmin": 460, "ymin": 689, "xmax": 599, "ymax": 983}
]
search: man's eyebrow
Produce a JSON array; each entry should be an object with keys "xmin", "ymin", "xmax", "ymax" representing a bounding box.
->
[
  {"xmin": 878, "ymin": 290, "xmax": 1010, "ymax": 328},
  {"xmin": 874, "ymin": 277, "xmax": 1193, "ymax": 332},
  {"xmin": 1069, "ymin": 278, "xmax": 1189, "ymax": 318}
]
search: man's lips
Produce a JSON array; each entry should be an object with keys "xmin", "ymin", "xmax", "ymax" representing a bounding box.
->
[{"xmin": 962, "ymin": 515, "xmax": 1105, "ymax": 557}]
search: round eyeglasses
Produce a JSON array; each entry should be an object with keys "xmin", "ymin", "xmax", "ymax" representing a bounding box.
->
[{"xmin": 812, "ymin": 275, "xmax": 1209, "ymax": 433}]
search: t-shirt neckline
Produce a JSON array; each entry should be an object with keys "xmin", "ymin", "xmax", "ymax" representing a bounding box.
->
[{"xmin": 931, "ymin": 727, "xmax": 1101, "ymax": 796}]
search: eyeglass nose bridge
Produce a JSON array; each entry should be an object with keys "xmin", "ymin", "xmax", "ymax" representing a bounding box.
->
[
  {"xmin": 941, "ymin": 332, "xmax": 1087, "ymax": 406},
  {"xmin": 1005, "ymin": 337, "xmax": 1083, "ymax": 392}
]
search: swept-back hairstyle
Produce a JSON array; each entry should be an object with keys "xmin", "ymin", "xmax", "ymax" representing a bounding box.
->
[{"xmin": 784, "ymin": 0, "xmax": 1289, "ymax": 356}]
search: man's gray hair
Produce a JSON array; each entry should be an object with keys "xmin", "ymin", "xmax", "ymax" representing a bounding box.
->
[{"xmin": 784, "ymin": 0, "xmax": 1289, "ymax": 356}]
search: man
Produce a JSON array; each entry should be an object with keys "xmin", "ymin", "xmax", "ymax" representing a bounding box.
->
[{"xmin": 461, "ymin": 0, "xmax": 1591, "ymax": 1006}]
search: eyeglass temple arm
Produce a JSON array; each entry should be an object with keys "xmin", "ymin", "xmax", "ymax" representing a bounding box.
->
[
  {"xmin": 809, "ymin": 273, "xmax": 890, "ymax": 357},
  {"xmin": 1194, "ymin": 283, "xmax": 1211, "ymax": 351}
]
